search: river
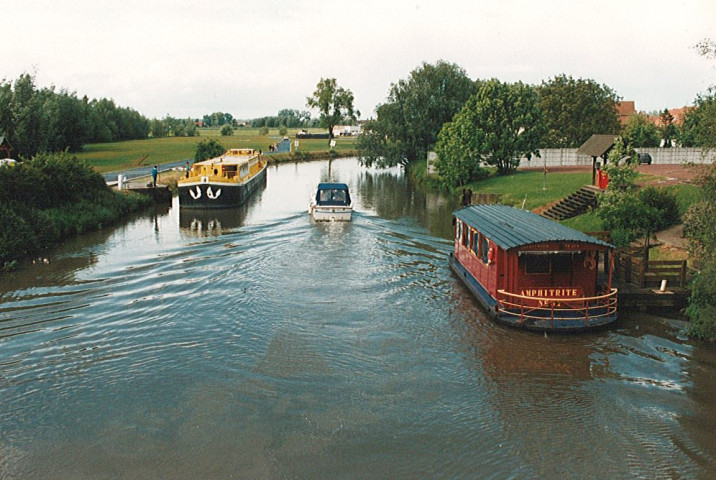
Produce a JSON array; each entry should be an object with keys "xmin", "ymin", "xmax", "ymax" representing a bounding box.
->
[{"xmin": 1, "ymin": 157, "xmax": 715, "ymax": 479}]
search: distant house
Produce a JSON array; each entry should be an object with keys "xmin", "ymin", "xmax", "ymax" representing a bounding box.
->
[
  {"xmin": 333, "ymin": 125, "xmax": 361, "ymax": 136},
  {"xmin": 616, "ymin": 101, "xmax": 636, "ymax": 125},
  {"xmin": 647, "ymin": 106, "xmax": 693, "ymax": 127},
  {"xmin": 617, "ymin": 102, "xmax": 694, "ymax": 129}
]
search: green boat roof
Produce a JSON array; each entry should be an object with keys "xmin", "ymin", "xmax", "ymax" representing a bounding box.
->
[{"xmin": 454, "ymin": 204, "xmax": 612, "ymax": 251}]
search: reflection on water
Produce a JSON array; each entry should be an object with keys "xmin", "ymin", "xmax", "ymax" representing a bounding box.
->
[
  {"xmin": 179, "ymin": 204, "xmax": 250, "ymax": 236},
  {"xmin": 1, "ymin": 157, "xmax": 715, "ymax": 479}
]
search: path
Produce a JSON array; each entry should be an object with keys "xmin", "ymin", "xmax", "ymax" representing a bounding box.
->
[{"xmin": 103, "ymin": 160, "xmax": 190, "ymax": 184}]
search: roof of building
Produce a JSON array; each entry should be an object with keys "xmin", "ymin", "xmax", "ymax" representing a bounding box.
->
[
  {"xmin": 616, "ymin": 101, "xmax": 636, "ymax": 125},
  {"xmin": 576, "ymin": 134, "xmax": 617, "ymax": 158},
  {"xmin": 454, "ymin": 204, "xmax": 612, "ymax": 250}
]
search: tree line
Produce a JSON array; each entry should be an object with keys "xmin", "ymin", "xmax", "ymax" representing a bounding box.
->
[
  {"xmin": 351, "ymin": 60, "xmax": 716, "ymax": 187},
  {"xmin": 0, "ymin": 74, "xmax": 149, "ymax": 158}
]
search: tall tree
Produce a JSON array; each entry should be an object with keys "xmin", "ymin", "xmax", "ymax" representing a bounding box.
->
[
  {"xmin": 537, "ymin": 74, "xmax": 620, "ymax": 148},
  {"xmin": 306, "ymin": 78, "xmax": 357, "ymax": 144},
  {"xmin": 357, "ymin": 60, "xmax": 477, "ymax": 168},
  {"xmin": 434, "ymin": 79, "xmax": 544, "ymax": 179}
]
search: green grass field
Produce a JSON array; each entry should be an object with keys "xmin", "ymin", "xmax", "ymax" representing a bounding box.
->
[
  {"xmin": 465, "ymin": 170, "xmax": 593, "ymax": 210},
  {"xmin": 77, "ymin": 128, "xmax": 357, "ymax": 173}
]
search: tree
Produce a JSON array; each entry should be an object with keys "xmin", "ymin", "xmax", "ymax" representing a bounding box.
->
[
  {"xmin": 220, "ymin": 124, "xmax": 234, "ymax": 136},
  {"xmin": 680, "ymin": 89, "xmax": 716, "ymax": 147},
  {"xmin": 306, "ymin": 78, "xmax": 357, "ymax": 144},
  {"xmin": 357, "ymin": 61, "xmax": 477, "ymax": 168},
  {"xmin": 595, "ymin": 137, "xmax": 679, "ymax": 247},
  {"xmin": 659, "ymin": 108, "xmax": 677, "ymax": 147},
  {"xmin": 622, "ymin": 113, "xmax": 660, "ymax": 147},
  {"xmin": 683, "ymin": 38, "xmax": 716, "ymax": 340},
  {"xmin": 537, "ymin": 74, "xmax": 621, "ymax": 148},
  {"xmin": 434, "ymin": 79, "xmax": 544, "ymax": 179},
  {"xmin": 683, "ymin": 163, "xmax": 716, "ymax": 340},
  {"xmin": 194, "ymin": 139, "xmax": 225, "ymax": 162}
]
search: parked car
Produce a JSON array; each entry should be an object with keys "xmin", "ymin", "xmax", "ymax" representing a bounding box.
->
[{"xmin": 638, "ymin": 153, "xmax": 652, "ymax": 165}]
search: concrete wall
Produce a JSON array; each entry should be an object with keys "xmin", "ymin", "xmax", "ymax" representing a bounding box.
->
[
  {"xmin": 518, "ymin": 147, "xmax": 716, "ymax": 168},
  {"xmin": 428, "ymin": 147, "xmax": 716, "ymax": 172}
]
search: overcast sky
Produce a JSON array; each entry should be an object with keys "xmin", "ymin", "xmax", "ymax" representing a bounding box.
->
[{"xmin": 3, "ymin": 0, "xmax": 715, "ymax": 120}]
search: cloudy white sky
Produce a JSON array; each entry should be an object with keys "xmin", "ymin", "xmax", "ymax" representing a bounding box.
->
[{"xmin": 3, "ymin": 0, "xmax": 715, "ymax": 120}]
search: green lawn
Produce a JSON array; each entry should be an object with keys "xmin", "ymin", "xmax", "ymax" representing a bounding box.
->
[
  {"xmin": 76, "ymin": 128, "xmax": 357, "ymax": 173},
  {"xmin": 466, "ymin": 170, "xmax": 593, "ymax": 210}
]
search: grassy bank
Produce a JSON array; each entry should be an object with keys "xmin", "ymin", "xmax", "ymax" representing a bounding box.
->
[
  {"xmin": 77, "ymin": 128, "xmax": 357, "ymax": 173},
  {"xmin": 0, "ymin": 153, "xmax": 152, "ymax": 269}
]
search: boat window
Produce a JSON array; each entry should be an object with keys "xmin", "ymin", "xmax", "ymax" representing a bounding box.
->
[
  {"xmin": 455, "ymin": 220, "xmax": 462, "ymax": 241},
  {"xmin": 461, "ymin": 223, "xmax": 469, "ymax": 248},
  {"xmin": 524, "ymin": 254, "xmax": 550, "ymax": 274},
  {"xmin": 333, "ymin": 189, "xmax": 346, "ymax": 203},
  {"xmin": 480, "ymin": 235, "xmax": 489, "ymax": 264},
  {"xmin": 470, "ymin": 230, "xmax": 479, "ymax": 256},
  {"xmin": 552, "ymin": 254, "xmax": 572, "ymax": 273},
  {"xmin": 240, "ymin": 164, "xmax": 249, "ymax": 177},
  {"xmin": 224, "ymin": 165, "xmax": 238, "ymax": 178}
]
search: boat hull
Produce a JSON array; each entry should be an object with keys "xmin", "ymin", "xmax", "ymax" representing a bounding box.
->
[
  {"xmin": 310, "ymin": 205, "xmax": 352, "ymax": 222},
  {"xmin": 178, "ymin": 164, "xmax": 266, "ymax": 209},
  {"xmin": 449, "ymin": 253, "xmax": 617, "ymax": 333}
]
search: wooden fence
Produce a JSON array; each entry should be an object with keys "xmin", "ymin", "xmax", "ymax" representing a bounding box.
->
[{"xmin": 614, "ymin": 247, "xmax": 689, "ymax": 288}]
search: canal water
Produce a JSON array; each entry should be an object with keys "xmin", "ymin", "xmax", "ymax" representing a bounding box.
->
[{"xmin": 1, "ymin": 157, "xmax": 715, "ymax": 479}]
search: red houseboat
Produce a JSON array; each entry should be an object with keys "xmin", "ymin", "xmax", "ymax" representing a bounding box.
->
[{"xmin": 449, "ymin": 205, "xmax": 617, "ymax": 332}]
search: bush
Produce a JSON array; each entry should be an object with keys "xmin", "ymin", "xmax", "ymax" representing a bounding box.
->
[
  {"xmin": 637, "ymin": 186, "xmax": 680, "ymax": 230},
  {"xmin": 194, "ymin": 139, "xmax": 225, "ymax": 162},
  {"xmin": 0, "ymin": 204, "xmax": 35, "ymax": 264},
  {"xmin": 220, "ymin": 124, "xmax": 234, "ymax": 136},
  {"xmin": 686, "ymin": 259, "xmax": 716, "ymax": 341},
  {"xmin": 0, "ymin": 153, "xmax": 151, "ymax": 265}
]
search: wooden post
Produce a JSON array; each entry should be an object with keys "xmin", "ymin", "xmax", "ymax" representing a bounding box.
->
[{"xmin": 638, "ymin": 259, "xmax": 646, "ymax": 287}]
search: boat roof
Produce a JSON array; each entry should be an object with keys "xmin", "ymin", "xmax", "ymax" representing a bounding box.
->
[
  {"xmin": 317, "ymin": 182, "xmax": 349, "ymax": 190},
  {"xmin": 454, "ymin": 204, "xmax": 613, "ymax": 250},
  {"xmin": 195, "ymin": 148, "xmax": 259, "ymax": 166}
]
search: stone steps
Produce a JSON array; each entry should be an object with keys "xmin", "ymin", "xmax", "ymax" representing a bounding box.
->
[{"xmin": 541, "ymin": 185, "xmax": 599, "ymax": 221}]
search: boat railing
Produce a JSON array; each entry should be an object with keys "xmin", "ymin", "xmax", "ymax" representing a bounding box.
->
[{"xmin": 496, "ymin": 288, "xmax": 618, "ymax": 327}]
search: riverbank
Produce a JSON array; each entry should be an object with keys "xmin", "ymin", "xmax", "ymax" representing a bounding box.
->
[{"xmin": 0, "ymin": 153, "xmax": 153, "ymax": 271}]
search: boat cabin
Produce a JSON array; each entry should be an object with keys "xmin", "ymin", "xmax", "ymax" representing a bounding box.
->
[
  {"xmin": 449, "ymin": 204, "xmax": 617, "ymax": 331},
  {"xmin": 188, "ymin": 149, "xmax": 263, "ymax": 183},
  {"xmin": 314, "ymin": 183, "xmax": 351, "ymax": 207}
]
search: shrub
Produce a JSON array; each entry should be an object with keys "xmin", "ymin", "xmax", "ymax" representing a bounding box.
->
[
  {"xmin": 0, "ymin": 204, "xmax": 35, "ymax": 264},
  {"xmin": 194, "ymin": 139, "xmax": 225, "ymax": 162},
  {"xmin": 637, "ymin": 186, "xmax": 680, "ymax": 230},
  {"xmin": 0, "ymin": 153, "xmax": 151, "ymax": 265}
]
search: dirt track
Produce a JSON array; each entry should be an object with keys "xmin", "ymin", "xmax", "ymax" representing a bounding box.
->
[{"xmin": 521, "ymin": 163, "xmax": 698, "ymax": 186}]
